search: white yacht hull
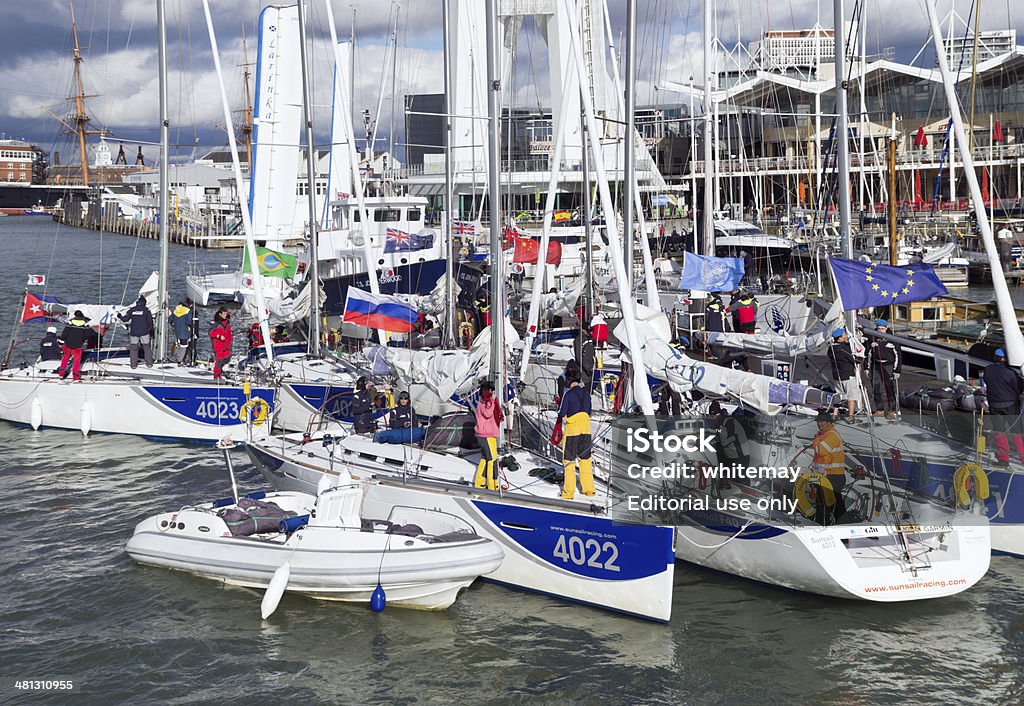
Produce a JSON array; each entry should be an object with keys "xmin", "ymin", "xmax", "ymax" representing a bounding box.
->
[
  {"xmin": 246, "ymin": 436, "xmax": 677, "ymax": 622},
  {"xmin": 676, "ymin": 511, "xmax": 990, "ymax": 601},
  {"xmin": 0, "ymin": 371, "xmax": 274, "ymax": 442}
]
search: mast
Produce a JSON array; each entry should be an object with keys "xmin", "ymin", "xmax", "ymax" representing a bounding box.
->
[
  {"xmin": 485, "ymin": 0, "xmax": 505, "ymax": 418},
  {"xmin": 442, "ymin": 0, "xmax": 457, "ymax": 347},
  {"xmin": 833, "ymin": 0, "xmax": 854, "ymax": 331},
  {"xmin": 925, "ymin": 0, "xmax": 1024, "ymax": 366},
  {"xmin": 240, "ymin": 29, "xmax": 254, "ymax": 170},
  {"xmin": 59, "ymin": 1, "xmax": 107, "ymax": 186},
  {"xmin": 701, "ymin": 0, "xmax": 714, "ymax": 255},
  {"xmin": 202, "ymin": 0, "xmax": 275, "ymax": 363},
  {"xmin": 296, "ymin": 0, "xmax": 321, "ymax": 355},
  {"xmin": 323, "ymin": 0, "xmax": 386, "ymax": 345},
  {"xmin": 156, "ymin": 0, "xmax": 170, "ymax": 359},
  {"xmin": 623, "ymin": 0, "xmax": 636, "ymax": 290},
  {"xmin": 887, "ymin": 113, "xmax": 898, "ymax": 323},
  {"xmin": 565, "ymin": 0, "xmax": 654, "ymax": 415}
]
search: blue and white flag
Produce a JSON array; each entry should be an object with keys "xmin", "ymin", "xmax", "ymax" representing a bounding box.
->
[{"xmin": 679, "ymin": 253, "xmax": 745, "ymax": 292}]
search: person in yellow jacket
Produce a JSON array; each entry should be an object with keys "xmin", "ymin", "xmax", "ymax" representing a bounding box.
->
[
  {"xmin": 550, "ymin": 370, "xmax": 594, "ymax": 500},
  {"xmin": 796, "ymin": 409, "xmax": 848, "ymax": 520}
]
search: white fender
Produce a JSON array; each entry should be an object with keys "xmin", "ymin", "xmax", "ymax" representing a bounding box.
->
[
  {"xmin": 30, "ymin": 397, "xmax": 43, "ymax": 430},
  {"xmin": 80, "ymin": 402, "xmax": 92, "ymax": 437},
  {"xmin": 261, "ymin": 562, "xmax": 291, "ymax": 619}
]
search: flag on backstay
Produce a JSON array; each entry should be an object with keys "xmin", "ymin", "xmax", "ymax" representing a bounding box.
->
[
  {"xmin": 512, "ymin": 238, "xmax": 562, "ymax": 266},
  {"xmin": 828, "ymin": 257, "xmax": 948, "ymax": 311},
  {"xmin": 242, "ymin": 246, "xmax": 298, "ymax": 279}
]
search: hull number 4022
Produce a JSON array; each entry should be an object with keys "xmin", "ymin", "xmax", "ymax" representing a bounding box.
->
[{"xmin": 552, "ymin": 534, "xmax": 620, "ymax": 572}]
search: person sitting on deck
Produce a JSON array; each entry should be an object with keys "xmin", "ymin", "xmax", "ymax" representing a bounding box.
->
[{"xmin": 39, "ymin": 325, "xmax": 62, "ymax": 362}]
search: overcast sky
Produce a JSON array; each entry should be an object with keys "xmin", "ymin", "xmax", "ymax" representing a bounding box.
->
[{"xmin": 1, "ymin": 0, "xmax": 1020, "ymax": 163}]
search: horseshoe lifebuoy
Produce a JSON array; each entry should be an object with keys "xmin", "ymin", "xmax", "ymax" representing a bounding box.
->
[
  {"xmin": 952, "ymin": 463, "xmax": 989, "ymax": 505},
  {"xmin": 794, "ymin": 472, "xmax": 836, "ymax": 518},
  {"xmin": 239, "ymin": 396, "xmax": 270, "ymax": 426}
]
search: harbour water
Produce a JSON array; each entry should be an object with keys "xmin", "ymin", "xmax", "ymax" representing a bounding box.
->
[{"xmin": 1, "ymin": 217, "xmax": 1022, "ymax": 704}]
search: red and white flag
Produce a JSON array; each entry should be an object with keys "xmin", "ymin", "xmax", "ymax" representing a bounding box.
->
[{"xmin": 26, "ymin": 274, "xmax": 45, "ymax": 286}]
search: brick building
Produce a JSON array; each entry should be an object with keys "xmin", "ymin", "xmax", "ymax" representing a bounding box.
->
[{"xmin": 0, "ymin": 140, "xmax": 37, "ymax": 184}]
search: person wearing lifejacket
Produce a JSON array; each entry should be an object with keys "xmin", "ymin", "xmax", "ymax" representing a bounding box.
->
[
  {"xmin": 704, "ymin": 293, "xmax": 727, "ymax": 333},
  {"xmin": 389, "ymin": 390, "xmax": 417, "ymax": 430},
  {"xmin": 983, "ymin": 347, "xmax": 1023, "ymax": 429},
  {"xmin": 551, "ymin": 370, "xmax": 594, "ymax": 500},
  {"xmin": 118, "ymin": 294, "xmax": 154, "ymax": 369},
  {"xmin": 868, "ymin": 319, "xmax": 901, "ymax": 419},
  {"xmin": 351, "ymin": 376, "xmax": 378, "ymax": 434},
  {"xmin": 209, "ymin": 308, "xmax": 233, "ymax": 380},
  {"xmin": 797, "ymin": 409, "xmax": 848, "ymax": 522},
  {"xmin": 39, "ymin": 325, "xmax": 62, "ymax": 362},
  {"xmin": 828, "ymin": 328, "xmax": 866, "ymax": 418},
  {"xmin": 57, "ymin": 310, "xmax": 97, "ymax": 382},
  {"xmin": 167, "ymin": 300, "xmax": 193, "ymax": 364},
  {"xmin": 473, "ymin": 380, "xmax": 504, "ymax": 491},
  {"xmin": 731, "ymin": 290, "xmax": 758, "ymax": 334}
]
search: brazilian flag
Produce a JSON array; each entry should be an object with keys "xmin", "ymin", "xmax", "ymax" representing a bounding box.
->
[{"xmin": 242, "ymin": 246, "xmax": 298, "ymax": 279}]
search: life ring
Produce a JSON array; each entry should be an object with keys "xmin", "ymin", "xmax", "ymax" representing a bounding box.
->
[
  {"xmin": 241, "ymin": 275, "xmax": 253, "ymax": 288},
  {"xmin": 952, "ymin": 463, "xmax": 990, "ymax": 505},
  {"xmin": 794, "ymin": 472, "xmax": 836, "ymax": 518},
  {"xmin": 239, "ymin": 396, "xmax": 270, "ymax": 426}
]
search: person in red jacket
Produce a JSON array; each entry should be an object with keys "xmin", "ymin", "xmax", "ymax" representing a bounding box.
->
[{"xmin": 209, "ymin": 308, "xmax": 233, "ymax": 379}]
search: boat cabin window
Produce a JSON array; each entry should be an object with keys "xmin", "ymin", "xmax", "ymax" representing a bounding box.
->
[
  {"xmin": 374, "ymin": 208, "xmax": 402, "ymax": 223},
  {"xmin": 407, "ymin": 208, "xmax": 422, "ymax": 222},
  {"xmin": 352, "ymin": 209, "xmax": 363, "ymax": 223}
]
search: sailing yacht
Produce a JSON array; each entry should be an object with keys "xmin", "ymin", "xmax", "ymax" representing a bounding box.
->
[{"xmin": 246, "ymin": 419, "xmax": 676, "ymax": 622}]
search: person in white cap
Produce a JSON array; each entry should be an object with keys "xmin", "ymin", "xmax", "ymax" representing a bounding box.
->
[{"xmin": 39, "ymin": 325, "xmax": 62, "ymax": 362}]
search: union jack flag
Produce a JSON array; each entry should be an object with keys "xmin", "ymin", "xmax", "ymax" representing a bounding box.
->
[
  {"xmin": 452, "ymin": 221, "xmax": 475, "ymax": 235},
  {"xmin": 386, "ymin": 227, "xmax": 411, "ymax": 247},
  {"xmin": 384, "ymin": 227, "xmax": 433, "ymax": 254}
]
